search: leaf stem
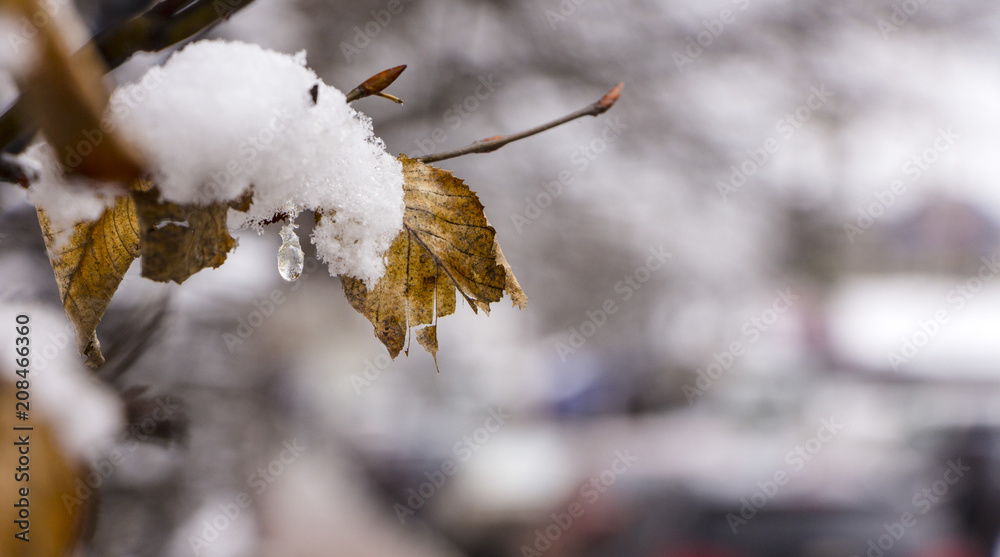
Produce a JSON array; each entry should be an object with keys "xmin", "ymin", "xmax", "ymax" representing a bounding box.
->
[{"xmin": 416, "ymin": 82, "xmax": 623, "ymax": 164}]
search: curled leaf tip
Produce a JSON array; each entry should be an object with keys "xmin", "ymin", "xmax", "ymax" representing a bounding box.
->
[
  {"xmin": 596, "ymin": 82, "xmax": 624, "ymax": 113},
  {"xmin": 84, "ymin": 338, "xmax": 104, "ymax": 368}
]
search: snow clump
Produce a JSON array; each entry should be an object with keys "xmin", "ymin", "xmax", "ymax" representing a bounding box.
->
[{"xmin": 110, "ymin": 40, "xmax": 404, "ymax": 286}]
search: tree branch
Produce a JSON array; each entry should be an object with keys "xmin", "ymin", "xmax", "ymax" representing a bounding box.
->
[
  {"xmin": 0, "ymin": 0, "xmax": 258, "ymax": 154},
  {"xmin": 416, "ymin": 82, "xmax": 623, "ymax": 164},
  {"xmin": 93, "ymin": 0, "xmax": 258, "ymax": 68},
  {"xmin": 0, "ymin": 153, "xmax": 35, "ymax": 188}
]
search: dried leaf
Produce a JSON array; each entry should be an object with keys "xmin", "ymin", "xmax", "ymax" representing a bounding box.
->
[
  {"xmin": 132, "ymin": 188, "xmax": 252, "ymax": 284},
  {"xmin": 17, "ymin": 0, "xmax": 148, "ymax": 367},
  {"xmin": 0, "ymin": 379, "xmax": 83, "ymax": 556},
  {"xmin": 416, "ymin": 325, "xmax": 439, "ymax": 371},
  {"xmin": 37, "ymin": 196, "xmax": 141, "ymax": 367},
  {"xmin": 494, "ymin": 240, "xmax": 528, "ymax": 310},
  {"xmin": 9, "ymin": 0, "xmax": 144, "ymax": 182},
  {"xmin": 342, "ymin": 156, "xmax": 526, "ymax": 359}
]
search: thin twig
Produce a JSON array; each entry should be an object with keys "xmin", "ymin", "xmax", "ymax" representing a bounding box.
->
[
  {"xmin": 0, "ymin": 153, "xmax": 35, "ymax": 187},
  {"xmin": 148, "ymin": 0, "xmax": 201, "ymax": 18},
  {"xmin": 93, "ymin": 0, "xmax": 258, "ymax": 68},
  {"xmin": 0, "ymin": 0, "xmax": 258, "ymax": 153},
  {"xmin": 416, "ymin": 82, "xmax": 623, "ymax": 164}
]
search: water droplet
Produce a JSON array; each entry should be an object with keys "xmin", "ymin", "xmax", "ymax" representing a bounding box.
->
[{"xmin": 277, "ymin": 222, "xmax": 304, "ymax": 282}]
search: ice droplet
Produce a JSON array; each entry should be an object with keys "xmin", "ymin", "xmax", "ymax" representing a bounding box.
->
[{"xmin": 277, "ymin": 222, "xmax": 304, "ymax": 282}]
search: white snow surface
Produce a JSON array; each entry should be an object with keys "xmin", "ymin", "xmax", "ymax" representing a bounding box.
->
[
  {"xmin": 110, "ymin": 40, "xmax": 404, "ymax": 285},
  {"xmin": 25, "ymin": 144, "xmax": 119, "ymax": 245}
]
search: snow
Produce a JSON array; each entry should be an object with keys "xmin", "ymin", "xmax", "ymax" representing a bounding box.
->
[
  {"xmin": 108, "ymin": 40, "xmax": 404, "ymax": 286},
  {"xmin": 0, "ymin": 304, "xmax": 122, "ymax": 462},
  {"xmin": 24, "ymin": 143, "xmax": 119, "ymax": 246}
]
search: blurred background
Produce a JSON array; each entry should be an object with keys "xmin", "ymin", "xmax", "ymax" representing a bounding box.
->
[{"xmin": 4, "ymin": 0, "xmax": 1000, "ymax": 555}]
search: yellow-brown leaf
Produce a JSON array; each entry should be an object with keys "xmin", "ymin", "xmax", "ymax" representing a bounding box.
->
[
  {"xmin": 37, "ymin": 196, "xmax": 140, "ymax": 367},
  {"xmin": 0, "ymin": 376, "xmax": 84, "ymax": 557},
  {"xmin": 416, "ymin": 325, "xmax": 439, "ymax": 371},
  {"xmin": 493, "ymin": 239, "xmax": 528, "ymax": 310},
  {"xmin": 1, "ymin": 378, "xmax": 84, "ymax": 556},
  {"xmin": 132, "ymin": 188, "xmax": 252, "ymax": 284},
  {"xmin": 342, "ymin": 156, "xmax": 526, "ymax": 359}
]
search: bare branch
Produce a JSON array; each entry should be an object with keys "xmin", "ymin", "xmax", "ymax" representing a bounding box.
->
[
  {"xmin": 416, "ymin": 82, "xmax": 623, "ymax": 164},
  {"xmin": 0, "ymin": 0, "xmax": 259, "ymax": 154},
  {"xmin": 0, "ymin": 153, "xmax": 36, "ymax": 187},
  {"xmin": 93, "ymin": 0, "xmax": 258, "ymax": 68}
]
